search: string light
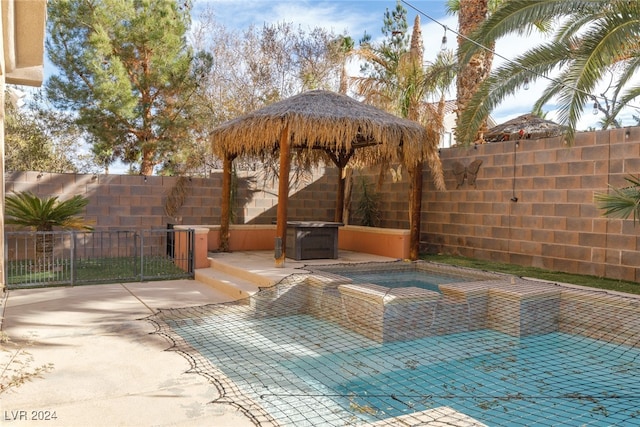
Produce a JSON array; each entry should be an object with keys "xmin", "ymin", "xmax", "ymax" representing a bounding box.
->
[
  {"xmin": 400, "ymin": 0, "xmax": 640, "ymax": 117},
  {"xmin": 593, "ymin": 101, "xmax": 599, "ymax": 115},
  {"xmin": 523, "ymin": 77, "xmax": 530, "ymax": 91},
  {"xmin": 440, "ymin": 27, "xmax": 448, "ymax": 51}
]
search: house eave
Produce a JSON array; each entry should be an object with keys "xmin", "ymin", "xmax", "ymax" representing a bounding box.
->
[{"xmin": 3, "ymin": 0, "xmax": 47, "ymax": 87}]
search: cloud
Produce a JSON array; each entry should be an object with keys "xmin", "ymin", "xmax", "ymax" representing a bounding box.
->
[
  {"xmin": 269, "ymin": 2, "xmax": 377, "ymax": 35},
  {"xmin": 194, "ymin": 0, "xmax": 380, "ymax": 36},
  {"xmin": 189, "ymin": 1, "xmax": 640, "ymax": 130}
]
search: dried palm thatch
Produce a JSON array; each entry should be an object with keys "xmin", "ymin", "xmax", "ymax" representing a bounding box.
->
[
  {"xmin": 211, "ymin": 90, "xmax": 431, "ymax": 168},
  {"xmin": 211, "ymin": 90, "xmax": 440, "ymax": 266},
  {"xmin": 484, "ymin": 114, "xmax": 566, "ymax": 142}
]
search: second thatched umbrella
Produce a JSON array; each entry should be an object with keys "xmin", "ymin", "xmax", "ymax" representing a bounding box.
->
[{"xmin": 211, "ymin": 89, "xmax": 438, "ymax": 267}]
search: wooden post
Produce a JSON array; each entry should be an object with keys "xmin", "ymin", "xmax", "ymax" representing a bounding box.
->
[
  {"xmin": 334, "ymin": 166, "xmax": 345, "ymax": 223},
  {"xmin": 219, "ymin": 153, "xmax": 234, "ymax": 252},
  {"xmin": 327, "ymin": 150, "xmax": 352, "ymax": 224},
  {"xmin": 409, "ymin": 161, "xmax": 423, "ymax": 260},
  {"xmin": 342, "ymin": 167, "xmax": 353, "ymax": 225},
  {"xmin": 275, "ymin": 124, "xmax": 291, "ymax": 267}
]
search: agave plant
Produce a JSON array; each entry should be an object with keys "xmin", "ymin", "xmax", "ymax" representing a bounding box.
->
[
  {"xmin": 594, "ymin": 176, "xmax": 640, "ymax": 223},
  {"xmin": 5, "ymin": 191, "xmax": 93, "ymax": 270}
]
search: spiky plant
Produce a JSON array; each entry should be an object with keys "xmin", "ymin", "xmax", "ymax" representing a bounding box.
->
[
  {"xmin": 5, "ymin": 191, "xmax": 93, "ymax": 270},
  {"xmin": 354, "ymin": 177, "xmax": 381, "ymax": 227},
  {"xmin": 595, "ymin": 176, "xmax": 640, "ymax": 223}
]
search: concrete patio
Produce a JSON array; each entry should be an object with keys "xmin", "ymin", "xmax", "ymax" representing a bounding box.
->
[
  {"xmin": 0, "ymin": 250, "xmax": 395, "ymax": 427},
  {"xmin": 1, "ymin": 279, "xmax": 257, "ymax": 426}
]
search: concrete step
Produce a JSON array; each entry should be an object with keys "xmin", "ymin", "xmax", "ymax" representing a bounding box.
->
[
  {"xmin": 208, "ymin": 257, "xmax": 275, "ymax": 287},
  {"xmin": 194, "ymin": 267, "xmax": 261, "ymax": 300}
]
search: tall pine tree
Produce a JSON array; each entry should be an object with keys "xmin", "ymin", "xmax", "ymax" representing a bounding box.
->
[{"xmin": 46, "ymin": 0, "xmax": 210, "ymax": 175}]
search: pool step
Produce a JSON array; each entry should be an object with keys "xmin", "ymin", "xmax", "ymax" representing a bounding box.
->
[{"xmin": 194, "ymin": 266, "xmax": 261, "ymax": 300}]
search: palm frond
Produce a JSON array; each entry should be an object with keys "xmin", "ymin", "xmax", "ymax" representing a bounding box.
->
[
  {"xmin": 553, "ymin": 10, "xmax": 600, "ymax": 43},
  {"xmin": 595, "ymin": 175, "xmax": 640, "ymax": 223},
  {"xmin": 423, "ymin": 51, "xmax": 457, "ymax": 95},
  {"xmin": 460, "ymin": 0, "xmax": 602, "ymax": 65},
  {"xmin": 457, "ymin": 41, "xmax": 571, "ymax": 145},
  {"xmin": 5, "ymin": 191, "xmax": 93, "ymax": 231},
  {"xmin": 614, "ymin": 85, "xmax": 640, "ymax": 123},
  {"xmin": 550, "ymin": 11, "xmax": 636, "ymax": 138},
  {"xmin": 459, "ymin": 0, "xmax": 640, "ymax": 146}
]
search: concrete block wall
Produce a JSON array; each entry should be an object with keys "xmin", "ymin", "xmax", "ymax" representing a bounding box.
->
[
  {"xmin": 4, "ymin": 168, "xmax": 338, "ymax": 232},
  {"xmin": 421, "ymin": 127, "xmax": 640, "ymax": 282},
  {"xmin": 236, "ymin": 167, "xmax": 338, "ymax": 224},
  {"xmin": 5, "ymin": 171, "xmax": 222, "ymax": 229},
  {"xmin": 6, "ymin": 126, "xmax": 640, "ymax": 282}
]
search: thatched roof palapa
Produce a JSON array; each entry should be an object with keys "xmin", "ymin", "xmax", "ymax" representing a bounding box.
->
[
  {"xmin": 211, "ymin": 90, "xmax": 429, "ymax": 167},
  {"xmin": 484, "ymin": 114, "xmax": 566, "ymax": 142},
  {"xmin": 210, "ymin": 90, "xmax": 436, "ymax": 267}
]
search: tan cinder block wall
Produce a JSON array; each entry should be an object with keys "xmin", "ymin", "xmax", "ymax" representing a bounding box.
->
[
  {"xmin": 5, "ymin": 171, "xmax": 223, "ymax": 229},
  {"xmin": 421, "ymin": 127, "xmax": 640, "ymax": 282},
  {"xmin": 237, "ymin": 166, "xmax": 338, "ymax": 224},
  {"xmin": 6, "ymin": 126, "xmax": 640, "ymax": 282},
  {"xmin": 3, "ymin": 169, "xmax": 338, "ymax": 231}
]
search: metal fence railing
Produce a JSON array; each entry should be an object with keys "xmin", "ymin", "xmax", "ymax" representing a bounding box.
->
[{"xmin": 5, "ymin": 228, "xmax": 194, "ymax": 289}]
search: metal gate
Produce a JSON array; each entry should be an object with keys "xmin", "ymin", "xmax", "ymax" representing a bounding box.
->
[{"xmin": 5, "ymin": 228, "xmax": 194, "ymax": 289}]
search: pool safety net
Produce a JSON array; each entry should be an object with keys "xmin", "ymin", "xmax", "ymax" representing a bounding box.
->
[{"xmin": 149, "ymin": 262, "xmax": 640, "ymax": 427}]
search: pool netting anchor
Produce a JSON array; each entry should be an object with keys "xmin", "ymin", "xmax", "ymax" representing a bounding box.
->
[{"xmin": 146, "ymin": 261, "xmax": 640, "ymax": 427}]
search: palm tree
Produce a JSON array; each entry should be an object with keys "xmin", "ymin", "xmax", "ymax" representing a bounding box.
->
[
  {"xmin": 456, "ymin": 0, "xmax": 640, "ymax": 146},
  {"xmin": 334, "ymin": 35, "xmax": 355, "ymax": 95},
  {"xmin": 5, "ymin": 192, "xmax": 93, "ymax": 270},
  {"xmin": 595, "ymin": 176, "xmax": 640, "ymax": 223},
  {"xmin": 355, "ymin": 10, "xmax": 453, "ymax": 258},
  {"xmin": 447, "ymin": 0, "xmax": 492, "ymax": 143}
]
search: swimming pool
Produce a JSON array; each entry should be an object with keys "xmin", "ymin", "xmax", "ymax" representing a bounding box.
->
[
  {"xmin": 155, "ymin": 268, "xmax": 640, "ymax": 427},
  {"xmin": 331, "ymin": 331, "xmax": 640, "ymax": 426},
  {"xmin": 160, "ymin": 294, "xmax": 640, "ymax": 426}
]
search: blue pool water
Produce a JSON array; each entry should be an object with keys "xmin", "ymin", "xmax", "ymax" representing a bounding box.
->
[
  {"xmin": 330, "ymin": 332, "xmax": 640, "ymax": 426},
  {"xmin": 325, "ymin": 269, "xmax": 470, "ymax": 292},
  {"xmin": 167, "ymin": 313, "xmax": 640, "ymax": 426}
]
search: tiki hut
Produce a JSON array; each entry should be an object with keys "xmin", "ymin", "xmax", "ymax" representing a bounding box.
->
[
  {"xmin": 483, "ymin": 113, "xmax": 565, "ymax": 142},
  {"xmin": 211, "ymin": 89, "xmax": 441, "ymax": 266}
]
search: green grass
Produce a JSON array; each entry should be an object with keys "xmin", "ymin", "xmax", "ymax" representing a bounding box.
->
[
  {"xmin": 422, "ymin": 254, "xmax": 640, "ymax": 295},
  {"xmin": 7, "ymin": 256, "xmax": 189, "ymax": 287}
]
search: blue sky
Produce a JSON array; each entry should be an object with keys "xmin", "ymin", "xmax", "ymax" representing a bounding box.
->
[
  {"xmin": 196, "ymin": 0, "xmax": 640, "ymax": 131},
  {"xmin": 40, "ymin": 0, "xmax": 622, "ymax": 152},
  {"xmin": 193, "ymin": 0, "xmax": 599, "ymax": 128},
  {"xmin": 191, "ymin": 0, "xmax": 454, "ymax": 65},
  {"xmin": 193, "ymin": 0, "xmax": 451, "ymax": 37}
]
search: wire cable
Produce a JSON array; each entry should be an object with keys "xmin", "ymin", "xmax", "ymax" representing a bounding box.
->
[{"xmin": 400, "ymin": 0, "xmax": 640, "ymax": 117}]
